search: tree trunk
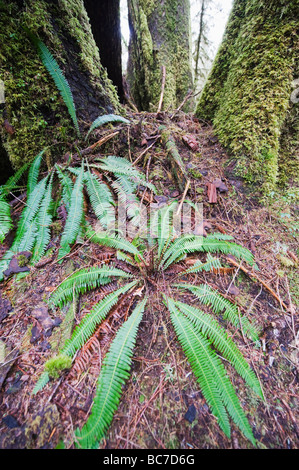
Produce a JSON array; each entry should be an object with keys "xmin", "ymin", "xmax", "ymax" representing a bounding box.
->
[
  {"xmin": 196, "ymin": 0, "xmax": 299, "ymax": 192},
  {"xmin": 127, "ymin": 0, "xmax": 194, "ymax": 112},
  {"xmin": 0, "ymin": 0, "xmax": 121, "ymax": 171},
  {"xmin": 83, "ymin": 0, "xmax": 124, "ymax": 101}
]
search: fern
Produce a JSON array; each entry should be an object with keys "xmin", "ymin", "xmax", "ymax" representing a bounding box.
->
[
  {"xmin": 176, "ymin": 283, "xmax": 260, "ymax": 342},
  {"xmin": 84, "ymin": 164, "xmax": 115, "ymax": 230},
  {"xmin": 55, "ymin": 164, "xmax": 74, "ymax": 211},
  {"xmin": 27, "ymin": 150, "xmax": 45, "ymax": 196},
  {"xmin": 31, "ymin": 173, "xmax": 54, "ymax": 263},
  {"xmin": 166, "ymin": 297, "xmax": 257, "ymax": 444},
  {"xmin": 27, "ymin": 32, "xmax": 80, "ymax": 136},
  {"xmin": 85, "ymin": 114, "xmax": 130, "ymax": 140},
  {"xmin": 58, "ymin": 161, "xmax": 85, "ymax": 261},
  {"xmin": 75, "ymin": 297, "xmax": 147, "ymax": 448},
  {"xmin": 48, "ymin": 265, "xmax": 133, "ymax": 309},
  {"xmin": 61, "ymin": 280, "xmax": 138, "ymax": 358},
  {"xmin": 0, "ymin": 198, "xmax": 13, "ymax": 243}
]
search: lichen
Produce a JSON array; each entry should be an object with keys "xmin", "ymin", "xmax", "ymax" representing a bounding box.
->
[{"xmin": 196, "ymin": 0, "xmax": 298, "ymax": 193}]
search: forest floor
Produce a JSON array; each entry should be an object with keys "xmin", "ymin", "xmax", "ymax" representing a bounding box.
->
[{"xmin": 0, "ymin": 110, "xmax": 298, "ymax": 450}]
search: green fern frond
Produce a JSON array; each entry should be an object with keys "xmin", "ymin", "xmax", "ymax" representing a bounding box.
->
[
  {"xmin": 32, "ymin": 371, "xmax": 50, "ymax": 395},
  {"xmin": 185, "ymin": 237, "xmax": 255, "ymax": 265},
  {"xmin": 58, "ymin": 161, "xmax": 84, "ymax": 261},
  {"xmin": 86, "ymin": 115, "xmax": 130, "ymax": 140},
  {"xmin": 166, "ymin": 297, "xmax": 230, "ymax": 437},
  {"xmin": 31, "ymin": 174, "xmax": 54, "ymax": 263},
  {"xmin": 27, "ymin": 31, "xmax": 80, "ymax": 136},
  {"xmin": 48, "ymin": 266, "xmax": 133, "ymax": 309},
  {"xmin": 166, "ymin": 298, "xmax": 257, "ymax": 443},
  {"xmin": 161, "ymin": 235, "xmax": 255, "ymax": 270},
  {"xmin": 0, "ymin": 198, "xmax": 12, "ymax": 243},
  {"xmin": 176, "ymin": 283, "xmax": 260, "ymax": 342},
  {"xmin": 55, "ymin": 164, "xmax": 74, "ymax": 210},
  {"xmin": 0, "ymin": 160, "xmax": 30, "ymax": 199},
  {"xmin": 171, "ymin": 298, "xmax": 263, "ymax": 398},
  {"xmin": 27, "ymin": 150, "xmax": 44, "ymax": 196},
  {"xmin": 86, "ymin": 227, "xmax": 145, "ymax": 262},
  {"xmin": 85, "ymin": 164, "xmax": 115, "ymax": 230},
  {"xmin": 178, "ymin": 253, "xmax": 222, "ymax": 276},
  {"xmin": 13, "ymin": 174, "xmax": 49, "ymax": 251},
  {"xmin": 75, "ymin": 296, "xmax": 147, "ymax": 448},
  {"xmin": 61, "ymin": 280, "xmax": 138, "ymax": 358}
]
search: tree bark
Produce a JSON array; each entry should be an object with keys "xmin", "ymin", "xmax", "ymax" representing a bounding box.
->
[
  {"xmin": 196, "ymin": 0, "xmax": 299, "ymax": 192},
  {"xmin": 127, "ymin": 0, "xmax": 194, "ymax": 112},
  {"xmin": 0, "ymin": 0, "xmax": 121, "ymax": 171},
  {"xmin": 83, "ymin": 0, "xmax": 124, "ymax": 101}
]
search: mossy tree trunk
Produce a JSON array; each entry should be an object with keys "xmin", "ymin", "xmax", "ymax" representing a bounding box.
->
[
  {"xmin": 0, "ymin": 0, "xmax": 121, "ymax": 172},
  {"xmin": 127, "ymin": 0, "xmax": 194, "ymax": 112},
  {"xmin": 196, "ymin": 0, "xmax": 299, "ymax": 193}
]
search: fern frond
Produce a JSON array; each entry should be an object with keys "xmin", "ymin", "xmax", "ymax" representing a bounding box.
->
[
  {"xmin": 167, "ymin": 297, "xmax": 258, "ymax": 444},
  {"xmin": 86, "ymin": 115, "xmax": 130, "ymax": 140},
  {"xmin": 75, "ymin": 296, "xmax": 147, "ymax": 448},
  {"xmin": 86, "ymin": 227, "xmax": 145, "ymax": 262},
  {"xmin": 0, "ymin": 198, "xmax": 12, "ymax": 243},
  {"xmin": 31, "ymin": 174, "xmax": 54, "ymax": 263},
  {"xmin": 185, "ymin": 237, "xmax": 255, "ymax": 266},
  {"xmin": 0, "ymin": 160, "xmax": 30, "ymax": 198},
  {"xmin": 85, "ymin": 165, "xmax": 115, "ymax": 230},
  {"xmin": 55, "ymin": 164, "xmax": 74, "ymax": 210},
  {"xmin": 161, "ymin": 235, "xmax": 255, "ymax": 270},
  {"xmin": 32, "ymin": 371, "xmax": 50, "ymax": 395},
  {"xmin": 27, "ymin": 150, "xmax": 44, "ymax": 196},
  {"xmin": 176, "ymin": 283, "xmax": 260, "ymax": 342},
  {"xmin": 58, "ymin": 161, "xmax": 84, "ymax": 261},
  {"xmin": 172, "ymin": 298, "xmax": 263, "ymax": 398},
  {"xmin": 166, "ymin": 297, "xmax": 230, "ymax": 437},
  {"xmin": 61, "ymin": 280, "xmax": 138, "ymax": 357},
  {"xmin": 177, "ymin": 253, "xmax": 222, "ymax": 276},
  {"xmin": 27, "ymin": 32, "xmax": 80, "ymax": 136},
  {"xmin": 48, "ymin": 266, "xmax": 133, "ymax": 309},
  {"xmin": 13, "ymin": 175, "xmax": 49, "ymax": 253}
]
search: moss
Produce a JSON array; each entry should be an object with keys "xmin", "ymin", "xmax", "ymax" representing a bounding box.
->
[
  {"xmin": 196, "ymin": 0, "xmax": 298, "ymax": 193},
  {"xmin": 44, "ymin": 353, "xmax": 72, "ymax": 379},
  {"xmin": 128, "ymin": 0, "xmax": 193, "ymax": 111},
  {"xmin": 0, "ymin": 0, "xmax": 121, "ymax": 171},
  {"xmin": 17, "ymin": 255, "xmax": 28, "ymax": 268}
]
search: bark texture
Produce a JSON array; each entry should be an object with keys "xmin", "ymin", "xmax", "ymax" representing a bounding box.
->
[
  {"xmin": 127, "ymin": 0, "xmax": 194, "ymax": 112},
  {"xmin": 196, "ymin": 0, "xmax": 299, "ymax": 192},
  {"xmin": 0, "ymin": 0, "xmax": 121, "ymax": 170}
]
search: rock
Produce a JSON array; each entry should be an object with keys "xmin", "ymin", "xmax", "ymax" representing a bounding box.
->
[{"xmin": 184, "ymin": 404, "xmax": 197, "ymax": 423}]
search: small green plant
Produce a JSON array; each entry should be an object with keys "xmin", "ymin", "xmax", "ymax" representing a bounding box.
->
[{"xmin": 33, "ymin": 201, "xmax": 263, "ymax": 448}]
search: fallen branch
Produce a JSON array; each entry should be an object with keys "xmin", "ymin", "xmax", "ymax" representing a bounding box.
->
[
  {"xmin": 160, "ymin": 128, "xmax": 188, "ymax": 192},
  {"xmin": 226, "ymin": 256, "xmax": 288, "ymax": 311}
]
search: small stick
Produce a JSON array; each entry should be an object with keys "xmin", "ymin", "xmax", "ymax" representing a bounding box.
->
[
  {"xmin": 157, "ymin": 65, "xmax": 166, "ymax": 113},
  {"xmin": 226, "ymin": 256, "xmax": 288, "ymax": 311},
  {"xmin": 176, "ymin": 179, "xmax": 190, "ymax": 216}
]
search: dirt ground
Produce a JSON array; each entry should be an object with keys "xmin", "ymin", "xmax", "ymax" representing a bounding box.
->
[{"xmin": 0, "ymin": 110, "xmax": 298, "ymax": 449}]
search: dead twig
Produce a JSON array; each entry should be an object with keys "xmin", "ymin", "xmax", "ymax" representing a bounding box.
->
[{"xmin": 157, "ymin": 65, "xmax": 166, "ymax": 113}]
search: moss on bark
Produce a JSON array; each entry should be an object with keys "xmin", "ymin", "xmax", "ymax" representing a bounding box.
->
[
  {"xmin": 0, "ymin": 0, "xmax": 121, "ymax": 170},
  {"xmin": 127, "ymin": 0, "xmax": 193, "ymax": 112},
  {"xmin": 196, "ymin": 0, "xmax": 299, "ymax": 193}
]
